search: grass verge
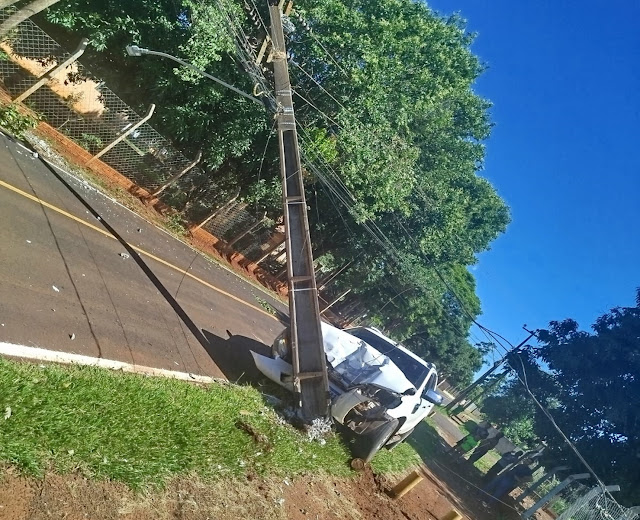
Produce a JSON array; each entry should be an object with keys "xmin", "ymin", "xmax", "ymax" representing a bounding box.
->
[{"xmin": 0, "ymin": 359, "xmax": 418, "ymax": 489}]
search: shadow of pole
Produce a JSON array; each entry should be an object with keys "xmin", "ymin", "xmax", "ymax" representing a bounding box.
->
[{"xmin": 39, "ymin": 157, "xmax": 212, "ymax": 353}]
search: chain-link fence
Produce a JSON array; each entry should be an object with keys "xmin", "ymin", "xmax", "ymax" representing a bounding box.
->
[
  {"xmin": 0, "ymin": 11, "xmax": 199, "ymax": 192},
  {"xmin": 556, "ymin": 488, "xmax": 639, "ymax": 520},
  {"xmin": 0, "ymin": 9, "xmax": 285, "ymax": 273}
]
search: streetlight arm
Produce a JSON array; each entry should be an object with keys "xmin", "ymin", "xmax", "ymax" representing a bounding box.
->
[{"xmin": 126, "ymin": 45, "xmax": 263, "ymax": 106}]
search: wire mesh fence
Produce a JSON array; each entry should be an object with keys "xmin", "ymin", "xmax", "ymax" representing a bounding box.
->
[
  {"xmin": 202, "ymin": 200, "xmax": 260, "ymax": 241},
  {"xmin": 556, "ymin": 488, "xmax": 639, "ymax": 520},
  {"xmin": 0, "ymin": 9, "xmax": 284, "ymax": 272},
  {"xmin": 0, "ymin": 8, "xmax": 202, "ymax": 192}
]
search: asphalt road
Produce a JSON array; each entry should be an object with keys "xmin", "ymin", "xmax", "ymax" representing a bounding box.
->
[
  {"xmin": 0, "ymin": 131, "xmax": 288, "ymax": 381},
  {"xmin": 431, "ymin": 411, "xmax": 465, "ymax": 446}
]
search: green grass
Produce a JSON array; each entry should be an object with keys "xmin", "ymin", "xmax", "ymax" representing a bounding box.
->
[
  {"xmin": 0, "ymin": 359, "xmax": 418, "ymax": 488},
  {"xmin": 255, "ymin": 297, "xmax": 277, "ymax": 315},
  {"xmin": 405, "ymin": 417, "xmax": 442, "ymax": 462},
  {"xmin": 472, "ymin": 449, "xmax": 501, "ymax": 474},
  {"xmin": 370, "ymin": 442, "xmax": 420, "ymax": 474},
  {"xmin": 0, "ymin": 103, "xmax": 38, "ymax": 138}
]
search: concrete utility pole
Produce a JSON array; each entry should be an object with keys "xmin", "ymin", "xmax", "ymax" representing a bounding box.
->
[
  {"xmin": 267, "ymin": 0, "xmax": 329, "ymax": 419},
  {"xmin": 445, "ymin": 331, "xmax": 535, "ymax": 411}
]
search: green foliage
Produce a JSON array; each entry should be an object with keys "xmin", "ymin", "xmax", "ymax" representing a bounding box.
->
[
  {"xmin": 244, "ymin": 177, "xmax": 282, "ymax": 214},
  {"xmin": 76, "ymin": 132, "xmax": 103, "ymax": 153},
  {"xmin": 481, "ymin": 289, "xmax": 640, "ymax": 505},
  {"xmin": 255, "ymin": 296, "xmax": 277, "ymax": 315},
  {"xmin": 38, "ymin": 0, "xmax": 511, "ymax": 385},
  {"xmin": 164, "ymin": 213, "xmax": 187, "ymax": 235},
  {"xmin": 482, "ymin": 390, "xmax": 538, "ymax": 446},
  {"xmin": 534, "ymin": 291, "xmax": 640, "ymax": 505},
  {"xmin": 0, "ymin": 103, "xmax": 37, "ymax": 137}
]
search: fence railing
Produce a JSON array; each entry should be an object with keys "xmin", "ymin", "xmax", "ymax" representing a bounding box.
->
[{"xmin": 555, "ymin": 487, "xmax": 638, "ymax": 520}]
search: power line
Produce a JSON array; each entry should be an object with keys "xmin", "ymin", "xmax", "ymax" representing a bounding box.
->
[
  {"xmin": 508, "ymin": 354, "xmax": 608, "ymax": 492},
  {"xmin": 222, "ymin": 1, "xmax": 513, "ymax": 370},
  {"xmin": 223, "ymin": 6, "xmax": 620, "ymax": 503},
  {"xmin": 288, "ymin": 11, "xmax": 350, "ymax": 78}
]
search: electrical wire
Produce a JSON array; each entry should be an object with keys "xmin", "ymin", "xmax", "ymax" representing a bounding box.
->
[
  {"xmin": 289, "ymin": 10, "xmax": 350, "ymax": 78},
  {"xmin": 246, "ymin": 0, "xmax": 270, "ymax": 36},
  {"xmin": 291, "ymin": 58, "xmax": 511, "ymax": 354},
  {"xmin": 429, "ymin": 459, "xmax": 520, "ymax": 511},
  {"xmin": 218, "ymin": 0, "xmax": 514, "ymax": 371},
  {"xmin": 254, "ymin": 118, "xmax": 278, "ymax": 213},
  {"xmin": 508, "ymin": 354, "xmax": 608, "ymax": 492},
  {"xmin": 218, "ymin": 7, "xmax": 624, "ymax": 507}
]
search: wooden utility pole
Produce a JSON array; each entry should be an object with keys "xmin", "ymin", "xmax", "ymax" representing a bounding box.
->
[{"xmin": 267, "ymin": 1, "xmax": 329, "ymax": 419}]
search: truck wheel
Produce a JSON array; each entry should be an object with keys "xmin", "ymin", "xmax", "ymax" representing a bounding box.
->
[
  {"xmin": 351, "ymin": 419, "xmax": 399, "ymax": 463},
  {"xmin": 385, "ymin": 428, "xmax": 414, "ymax": 450}
]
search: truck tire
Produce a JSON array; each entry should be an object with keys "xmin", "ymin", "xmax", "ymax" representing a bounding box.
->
[
  {"xmin": 351, "ymin": 419, "xmax": 399, "ymax": 463},
  {"xmin": 385, "ymin": 428, "xmax": 414, "ymax": 450}
]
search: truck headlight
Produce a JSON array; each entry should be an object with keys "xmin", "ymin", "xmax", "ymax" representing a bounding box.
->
[{"xmin": 272, "ymin": 331, "xmax": 291, "ymax": 360}]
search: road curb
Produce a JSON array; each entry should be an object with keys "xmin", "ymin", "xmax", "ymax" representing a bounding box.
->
[{"xmin": 0, "ymin": 341, "xmax": 226, "ymax": 385}]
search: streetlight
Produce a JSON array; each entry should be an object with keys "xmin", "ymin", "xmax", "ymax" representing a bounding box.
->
[{"xmin": 125, "ymin": 45, "xmax": 263, "ymax": 106}]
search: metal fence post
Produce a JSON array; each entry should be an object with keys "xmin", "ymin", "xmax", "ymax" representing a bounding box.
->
[
  {"xmin": 516, "ymin": 466, "xmax": 569, "ymax": 503},
  {"xmin": 256, "ymin": 235, "xmax": 285, "ymax": 264},
  {"xmin": 14, "ymin": 38, "xmax": 89, "ymax": 103},
  {"xmin": 226, "ymin": 212, "xmax": 266, "ymax": 247},
  {"xmin": 147, "ymin": 150, "xmax": 202, "ymax": 198},
  {"xmin": 522, "ymin": 473, "xmax": 591, "ymax": 519},
  {"xmin": 320, "ymin": 289, "xmax": 351, "ymax": 314},
  {"xmin": 86, "ymin": 103, "xmax": 155, "ymax": 165},
  {"xmin": 190, "ymin": 188, "xmax": 240, "ymax": 231}
]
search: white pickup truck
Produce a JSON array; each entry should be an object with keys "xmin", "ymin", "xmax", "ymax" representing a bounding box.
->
[{"xmin": 252, "ymin": 322, "xmax": 443, "ymax": 462}]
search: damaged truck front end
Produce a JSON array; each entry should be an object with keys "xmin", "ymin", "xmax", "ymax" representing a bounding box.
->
[{"xmin": 251, "ymin": 323, "xmax": 442, "ymax": 462}]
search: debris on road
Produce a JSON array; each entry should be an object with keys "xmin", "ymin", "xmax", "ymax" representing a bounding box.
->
[
  {"xmin": 306, "ymin": 417, "xmax": 333, "ymax": 443},
  {"xmin": 26, "ymin": 240, "xmax": 31, "ymax": 244},
  {"xmin": 119, "ymin": 253, "xmax": 130, "ymax": 259},
  {"xmin": 69, "ymin": 333, "xmax": 76, "ymax": 340},
  {"xmin": 52, "ymin": 285, "xmax": 60, "ymax": 292}
]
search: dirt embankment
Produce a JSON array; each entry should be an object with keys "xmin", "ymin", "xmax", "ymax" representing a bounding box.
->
[{"xmin": 0, "ymin": 464, "xmax": 468, "ymax": 520}]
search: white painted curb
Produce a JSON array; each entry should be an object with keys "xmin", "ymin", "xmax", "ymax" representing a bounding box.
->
[{"xmin": 0, "ymin": 342, "xmax": 224, "ymax": 384}]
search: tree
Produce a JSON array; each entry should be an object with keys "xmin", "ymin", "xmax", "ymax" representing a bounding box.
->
[
  {"xmin": 481, "ymin": 387, "xmax": 538, "ymax": 446},
  {"xmin": 37, "ymin": 0, "xmax": 511, "ymax": 385},
  {"xmin": 482, "ymin": 289, "xmax": 640, "ymax": 504},
  {"xmin": 534, "ymin": 290, "xmax": 640, "ymax": 505}
]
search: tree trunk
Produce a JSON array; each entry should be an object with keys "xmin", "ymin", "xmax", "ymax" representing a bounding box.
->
[{"xmin": 0, "ymin": 0, "xmax": 60, "ymax": 35}]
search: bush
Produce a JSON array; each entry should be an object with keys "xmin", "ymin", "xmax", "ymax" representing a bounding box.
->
[{"xmin": 0, "ymin": 103, "xmax": 37, "ymax": 138}]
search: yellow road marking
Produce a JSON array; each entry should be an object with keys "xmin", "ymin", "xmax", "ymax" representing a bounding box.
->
[{"xmin": 0, "ymin": 178, "xmax": 279, "ymax": 320}]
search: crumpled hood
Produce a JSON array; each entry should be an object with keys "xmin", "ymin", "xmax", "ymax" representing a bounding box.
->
[{"xmin": 321, "ymin": 322, "xmax": 415, "ymax": 395}]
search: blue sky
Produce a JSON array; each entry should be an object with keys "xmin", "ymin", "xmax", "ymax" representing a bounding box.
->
[{"xmin": 426, "ymin": 0, "xmax": 640, "ymax": 357}]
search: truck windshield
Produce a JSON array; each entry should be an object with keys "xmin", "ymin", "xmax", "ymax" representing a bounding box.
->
[{"xmin": 346, "ymin": 329, "xmax": 430, "ymax": 389}]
